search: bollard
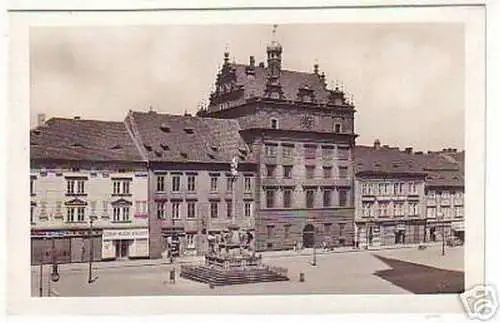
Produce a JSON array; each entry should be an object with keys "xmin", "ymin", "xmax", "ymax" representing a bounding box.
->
[
  {"xmin": 299, "ymin": 272, "xmax": 305, "ymax": 282},
  {"xmin": 169, "ymin": 269, "xmax": 176, "ymax": 284}
]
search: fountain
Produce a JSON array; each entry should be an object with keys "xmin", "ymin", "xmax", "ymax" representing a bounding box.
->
[{"xmin": 180, "ymin": 226, "xmax": 289, "ymax": 286}]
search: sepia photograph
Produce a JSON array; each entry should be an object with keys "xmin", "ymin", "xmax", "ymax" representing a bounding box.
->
[
  {"xmin": 28, "ymin": 22, "xmax": 466, "ymax": 297},
  {"xmin": 5, "ymin": 2, "xmax": 490, "ymax": 317}
]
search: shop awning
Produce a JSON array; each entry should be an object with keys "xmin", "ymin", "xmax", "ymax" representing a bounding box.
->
[{"xmin": 451, "ymin": 222, "xmax": 465, "ymax": 231}]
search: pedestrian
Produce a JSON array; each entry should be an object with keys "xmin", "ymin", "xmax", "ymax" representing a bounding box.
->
[{"xmin": 293, "ymin": 240, "xmax": 297, "ymax": 252}]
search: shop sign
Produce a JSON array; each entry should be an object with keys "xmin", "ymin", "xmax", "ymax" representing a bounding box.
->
[
  {"xmin": 102, "ymin": 228, "xmax": 149, "ymax": 240},
  {"xmin": 451, "ymin": 222, "xmax": 465, "ymax": 231}
]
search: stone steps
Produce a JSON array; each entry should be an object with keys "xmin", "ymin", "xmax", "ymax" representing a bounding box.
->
[{"xmin": 180, "ymin": 265, "xmax": 289, "ymax": 286}]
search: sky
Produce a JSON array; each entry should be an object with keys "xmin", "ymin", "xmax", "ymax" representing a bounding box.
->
[{"xmin": 30, "ymin": 24, "xmax": 464, "ymax": 152}]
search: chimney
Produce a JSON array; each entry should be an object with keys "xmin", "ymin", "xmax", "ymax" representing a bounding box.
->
[
  {"xmin": 74, "ymin": 116, "xmax": 81, "ymax": 120},
  {"xmin": 373, "ymin": 139, "xmax": 381, "ymax": 149},
  {"xmin": 37, "ymin": 113, "xmax": 46, "ymax": 127},
  {"xmin": 313, "ymin": 63, "xmax": 319, "ymax": 75},
  {"xmin": 404, "ymin": 147, "xmax": 413, "ymax": 154},
  {"xmin": 258, "ymin": 62, "xmax": 265, "ymax": 68},
  {"xmin": 249, "ymin": 56, "xmax": 255, "ymax": 68}
]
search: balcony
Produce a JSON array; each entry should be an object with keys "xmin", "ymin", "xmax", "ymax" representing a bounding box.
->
[
  {"xmin": 426, "ymin": 198, "xmax": 437, "ymax": 206},
  {"xmin": 453, "ymin": 198, "xmax": 464, "ymax": 206}
]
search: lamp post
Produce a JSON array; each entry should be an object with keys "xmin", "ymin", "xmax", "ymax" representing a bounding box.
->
[
  {"xmin": 312, "ymin": 237, "xmax": 317, "ymax": 266},
  {"xmin": 440, "ymin": 212, "xmax": 446, "ymax": 256},
  {"xmin": 88, "ymin": 215, "xmax": 98, "ymax": 284}
]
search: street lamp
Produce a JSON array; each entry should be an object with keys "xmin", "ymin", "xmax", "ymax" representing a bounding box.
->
[
  {"xmin": 88, "ymin": 215, "xmax": 98, "ymax": 284},
  {"xmin": 312, "ymin": 238, "xmax": 317, "ymax": 266},
  {"xmin": 439, "ymin": 212, "xmax": 446, "ymax": 256}
]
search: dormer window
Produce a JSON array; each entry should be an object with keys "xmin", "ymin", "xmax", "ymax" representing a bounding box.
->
[
  {"xmin": 71, "ymin": 142, "xmax": 84, "ymax": 148},
  {"xmin": 111, "ymin": 144, "xmax": 122, "ymax": 150},
  {"xmin": 144, "ymin": 144, "xmax": 152, "ymax": 151},
  {"xmin": 180, "ymin": 152, "xmax": 188, "ymax": 159},
  {"xmin": 211, "ymin": 145, "xmax": 218, "ymax": 152},
  {"xmin": 270, "ymin": 119, "xmax": 279, "ymax": 129},
  {"xmin": 160, "ymin": 143, "xmax": 169, "ymax": 151},
  {"xmin": 160, "ymin": 123, "xmax": 171, "ymax": 132},
  {"xmin": 184, "ymin": 128, "xmax": 194, "ymax": 134}
]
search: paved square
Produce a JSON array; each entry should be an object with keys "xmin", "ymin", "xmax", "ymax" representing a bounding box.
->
[{"xmin": 31, "ymin": 245, "xmax": 464, "ymax": 297}]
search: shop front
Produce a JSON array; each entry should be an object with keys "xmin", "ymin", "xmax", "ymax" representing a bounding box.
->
[
  {"xmin": 101, "ymin": 228, "xmax": 149, "ymax": 260},
  {"xmin": 451, "ymin": 221, "xmax": 465, "ymax": 242},
  {"xmin": 31, "ymin": 229, "xmax": 102, "ymax": 265}
]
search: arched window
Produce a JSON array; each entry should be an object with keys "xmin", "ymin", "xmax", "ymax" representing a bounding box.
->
[
  {"xmin": 270, "ymin": 118, "xmax": 279, "ymax": 129},
  {"xmin": 334, "ymin": 123, "xmax": 342, "ymax": 133}
]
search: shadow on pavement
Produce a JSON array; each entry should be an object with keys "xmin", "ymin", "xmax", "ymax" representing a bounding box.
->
[{"xmin": 372, "ymin": 254, "xmax": 464, "ymax": 294}]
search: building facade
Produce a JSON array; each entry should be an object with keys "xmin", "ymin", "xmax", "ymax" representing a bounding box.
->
[
  {"xmin": 198, "ymin": 35, "xmax": 357, "ymax": 250},
  {"xmin": 354, "ymin": 142, "xmax": 465, "ymax": 248},
  {"xmin": 30, "ymin": 117, "xmax": 149, "ymax": 264},
  {"xmin": 124, "ymin": 111, "xmax": 258, "ymax": 258}
]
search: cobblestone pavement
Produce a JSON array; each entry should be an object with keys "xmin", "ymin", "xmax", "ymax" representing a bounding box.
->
[{"xmin": 31, "ymin": 244, "xmax": 463, "ymax": 297}]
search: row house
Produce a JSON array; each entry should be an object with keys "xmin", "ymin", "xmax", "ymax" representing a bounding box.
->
[
  {"xmin": 197, "ymin": 36, "xmax": 357, "ymax": 251},
  {"xmin": 424, "ymin": 170, "xmax": 465, "ymax": 243},
  {"xmin": 354, "ymin": 141, "xmax": 465, "ymax": 248},
  {"xmin": 30, "ymin": 117, "xmax": 148, "ymax": 264},
  {"xmin": 124, "ymin": 111, "xmax": 258, "ymax": 258}
]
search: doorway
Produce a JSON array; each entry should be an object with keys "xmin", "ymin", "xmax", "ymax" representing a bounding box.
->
[
  {"xmin": 430, "ymin": 227, "xmax": 437, "ymax": 242},
  {"xmin": 114, "ymin": 240, "xmax": 130, "ymax": 259},
  {"xmin": 302, "ymin": 224, "xmax": 315, "ymax": 248},
  {"xmin": 395, "ymin": 231, "xmax": 406, "ymax": 244}
]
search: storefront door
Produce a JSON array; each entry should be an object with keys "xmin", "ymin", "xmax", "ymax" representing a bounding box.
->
[{"xmin": 114, "ymin": 240, "xmax": 130, "ymax": 259}]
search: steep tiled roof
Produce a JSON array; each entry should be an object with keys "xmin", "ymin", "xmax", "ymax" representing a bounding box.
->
[
  {"xmin": 126, "ymin": 111, "xmax": 253, "ymax": 163},
  {"xmin": 354, "ymin": 145, "xmax": 464, "ymax": 187},
  {"xmin": 30, "ymin": 118, "xmax": 143, "ymax": 162},
  {"xmin": 354, "ymin": 146, "xmax": 428, "ymax": 177},
  {"xmin": 231, "ymin": 64, "xmax": 331, "ymax": 103}
]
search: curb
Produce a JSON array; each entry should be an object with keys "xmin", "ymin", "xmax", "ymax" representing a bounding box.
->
[{"xmin": 34, "ymin": 243, "xmax": 445, "ymax": 273}]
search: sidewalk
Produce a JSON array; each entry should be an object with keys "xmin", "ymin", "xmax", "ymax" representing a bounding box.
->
[{"xmin": 34, "ymin": 242, "xmax": 443, "ymax": 273}]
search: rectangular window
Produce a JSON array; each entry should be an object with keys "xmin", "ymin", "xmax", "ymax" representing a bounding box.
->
[
  {"xmin": 113, "ymin": 181, "xmax": 121, "ymax": 194},
  {"xmin": 210, "ymin": 176, "xmax": 218, "ymax": 192},
  {"xmin": 304, "ymin": 145, "xmax": 316, "ymax": 159},
  {"xmin": 362, "ymin": 202, "xmax": 372, "ymax": 217},
  {"xmin": 339, "ymin": 223, "xmax": 346, "ymax": 237},
  {"xmin": 102, "ymin": 200, "xmax": 108, "ymax": 216},
  {"xmin": 265, "ymin": 144, "xmax": 278, "ymax": 157},
  {"xmin": 266, "ymin": 165, "xmax": 276, "ymax": 177},
  {"xmin": 156, "ymin": 202, "xmax": 166, "ymax": 219},
  {"xmin": 244, "ymin": 202, "xmax": 252, "ymax": 217},
  {"xmin": 305, "ymin": 166, "xmax": 315, "ymax": 179},
  {"xmin": 67, "ymin": 208, "xmax": 75, "ymax": 222},
  {"xmin": 306, "ymin": 190, "xmax": 315, "ymax": 208},
  {"xmin": 186, "ymin": 234, "xmax": 196, "ymax": 249},
  {"xmin": 266, "ymin": 190, "xmax": 275, "ymax": 208},
  {"xmin": 323, "ymin": 190, "xmax": 332, "ymax": 207},
  {"xmin": 187, "ymin": 202, "xmax": 196, "ymax": 218},
  {"xmin": 77, "ymin": 207, "xmax": 85, "ymax": 222},
  {"xmin": 282, "ymin": 145, "xmax": 294, "ymax": 158},
  {"xmin": 156, "ymin": 175, "xmax": 165, "ymax": 192},
  {"xmin": 226, "ymin": 200, "xmax": 232, "ymax": 218},
  {"xmin": 122, "ymin": 207, "xmax": 130, "ymax": 221},
  {"xmin": 323, "ymin": 166, "xmax": 332, "ymax": 179},
  {"xmin": 244, "ymin": 176, "xmax": 252, "ymax": 192},
  {"xmin": 67, "ymin": 180, "xmax": 75, "ymax": 194},
  {"xmin": 266, "ymin": 225, "xmax": 274, "ymax": 238},
  {"xmin": 210, "ymin": 202, "xmax": 218, "ymax": 218},
  {"xmin": 76, "ymin": 180, "xmax": 85, "ymax": 194},
  {"xmin": 187, "ymin": 176, "xmax": 196, "ymax": 192},
  {"xmin": 113, "ymin": 207, "xmax": 120, "ymax": 221},
  {"xmin": 283, "ymin": 190, "xmax": 292, "ymax": 208},
  {"xmin": 409, "ymin": 182, "xmax": 417, "ymax": 194},
  {"xmin": 455, "ymin": 206, "xmax": 463, "ymax": 218},
  {"xmin": 283, "ymin": 166, "xmax": 293, "ymax": 179},
  {"xmin": 30, "ymin": 205, "xmax": 34, "ymax": 223},
  {"xmin": 322, "ymin": 146, "xmax": 334, "ymax": 158},
  {"xmin": 90, "ymin": 201, "xmax": 96, "ymax": 215},
  {"xmin": 337, "ymin": 147, "xmax": 349, "ymax": 160},
  {"xmin": 324, "ymin": 223, "xmax": 332, "ymax": 234},
  {"xmin": 226, "ymin": 177, "xmax": 234, "ymax": 191},
  {"xmin": 123, "ymin": 181, "xmax": 130, "ymax": 194},
  {"xmin": 30, "ymin": 179, "xmax": 35, "ymax": 196},
  {"xmin": 284, "ymin": 225, "xmax": 290, "ymax": 239},
  {"xmin": 338, "ymin": 189, "xmax": 347, "ymax": 207},
  {"xmin": 338, "ymin": 166, "xmax": 348, "ymax": 178},
  {"xmin": 172, "ymin": 176, "xmax": 181, "ymax": 192},
  {"xmin": 172, "ymin": 202, "xmax": 180, "ymax": 219}
]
